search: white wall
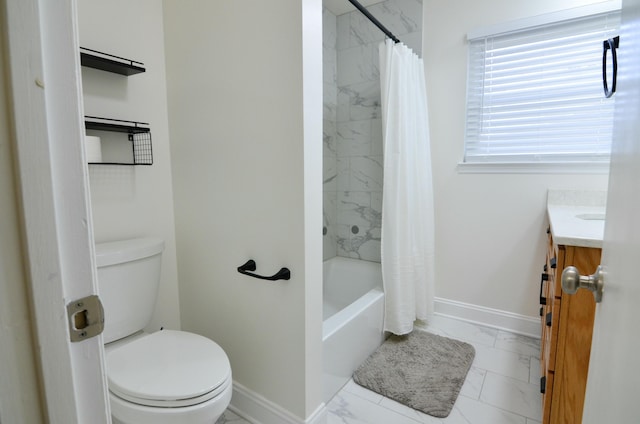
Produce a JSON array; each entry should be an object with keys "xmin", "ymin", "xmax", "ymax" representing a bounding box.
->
[
  {"xmin": 423, "ymin": 0, "xmax": 611, "ymax": 320},
  {"xmin": 0, "ymin": 7, "xmax": 46, "ymax": 420},
  {"xmin": 77, "ymin": 0, "xmax": 181, "ymax": 332},
  {"xmin": 163, "ymin": 0, "xmax": 323, "ymax": 421}
]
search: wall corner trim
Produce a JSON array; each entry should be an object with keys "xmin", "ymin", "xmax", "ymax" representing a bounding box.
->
[
  {"xmin": 230, "ymin": 381, "xmax": 327, "ymax": 424},
  {"xmin": 434, "ymin": 297, "xmax": 540, "ymax": 339}
]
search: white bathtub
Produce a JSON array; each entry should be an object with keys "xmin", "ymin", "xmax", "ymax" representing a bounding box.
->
[{"xmin": 322, "ymin": 256, "xmax": 385, "ymax": 402}]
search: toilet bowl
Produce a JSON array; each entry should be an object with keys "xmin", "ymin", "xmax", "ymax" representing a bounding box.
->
[
  {"xmin": 106, "ymin": 331, "xmax": 232, "ymax": 424},
  {"xmin": 96, "ymin": 238, "xmax": 232, "ymax": 424}
]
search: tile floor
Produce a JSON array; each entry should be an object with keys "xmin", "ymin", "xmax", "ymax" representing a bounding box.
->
[
  {"xmin": 217, "ymin": 315, "xmax": 542, "ymax": 424},
  {"xmin": 215, "ymin": 410, "xmax": 253, "ymax": 424}
]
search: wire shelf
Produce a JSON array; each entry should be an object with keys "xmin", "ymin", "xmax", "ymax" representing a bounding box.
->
[{"xmin": 85, "ymin": 116, "xmax": 153, "ymax": 166}]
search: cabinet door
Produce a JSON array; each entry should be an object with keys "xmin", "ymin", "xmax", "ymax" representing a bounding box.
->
[
  {"xmin": 552, "ymin": 246, "xmax": 565, "ymax": 298},
  {"xmin": 551, "ymin": 246, "xmax": 599, "ymax": 423},
  {"xmin": 542, "ymin": 371, "xmax": 554, "ymax": 424},
  {"xmin": 545, "ymin": 298, "xmax": 560, "ymax": 372}
]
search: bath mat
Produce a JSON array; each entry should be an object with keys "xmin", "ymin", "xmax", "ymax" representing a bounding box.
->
[{"xmin": 352, "ymin": 330, "xmax": 475, "ymax": 418}]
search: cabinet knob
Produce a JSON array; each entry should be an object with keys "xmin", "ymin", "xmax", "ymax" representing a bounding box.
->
[{"xmin": 561, "ymin": 265, "xmax": 604, "ymax": 303}]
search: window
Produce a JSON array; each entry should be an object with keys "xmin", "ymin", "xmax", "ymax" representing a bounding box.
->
[{"xmin": 463, "ymin": 5, "xmax": 620, "ymax": 167}]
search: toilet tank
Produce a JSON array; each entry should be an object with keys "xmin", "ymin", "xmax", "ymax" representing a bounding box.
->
[{"xmin": 95, "ymin": 237, "xmax": 164, "ymax": 344}]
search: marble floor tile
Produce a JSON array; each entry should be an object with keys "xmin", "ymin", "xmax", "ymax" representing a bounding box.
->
[
  {"xmin": 327, "ymin": 390, "xmax": 426, "ymax": 424},
  {"xmin": 495, "ymin": 331, "xmax": 541, "ymax": 358},
  {"xmin": 458, "ymin": 366, "xmax": 486, "ymax": 400},
  {"xmin": 479, "ymin": 372, "xmax": 542, "ymax": 421},
  {"xmin": 444, "ymin": 395, "xmax": 527, "ymax": 424},
  {"xmin": 378, "ymin": 396, "xmax": 444, "ymax": 423},
  {"xmin": 529, "ymin": 357, "xmax": 541, "ymax": 385},
  {"xmin": 472, "ymin": 342, "xmax": 532, "ymax": 382},
  {"xmin": 416, "ymin": 315, "xmax": 499, "ymax": 347},
  {"xmin": 215, "ymin": 409, "xmax": 252, "ymax": 424}
]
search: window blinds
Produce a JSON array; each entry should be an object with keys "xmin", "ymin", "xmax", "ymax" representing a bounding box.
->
[{"xmin": 464, "ymin": 10, "xmax": 621, "ymax": 164}]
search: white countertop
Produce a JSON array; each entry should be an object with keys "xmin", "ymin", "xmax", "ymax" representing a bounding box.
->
[{"xmin": 547, "ymin": 190, "xmax": 606, "ymax": 248}]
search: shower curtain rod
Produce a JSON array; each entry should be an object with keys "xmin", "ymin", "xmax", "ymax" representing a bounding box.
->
[{"xmin": 347, "ymin": 0, "xmax": 401, "ymax": 44}]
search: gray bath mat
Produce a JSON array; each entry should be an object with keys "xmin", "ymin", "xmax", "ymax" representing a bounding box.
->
[{"xmin": 353, "ymin": 330, "xmax": 475, "ymax": 418}]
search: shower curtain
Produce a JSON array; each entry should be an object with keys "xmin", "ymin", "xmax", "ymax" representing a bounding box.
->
[{"xmin": 379, "ymin": 39, "xmax": 435, "ymax": 335}]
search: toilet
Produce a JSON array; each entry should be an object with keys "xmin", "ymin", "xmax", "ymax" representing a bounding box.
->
[{"xmin": 95, "ymin": 237, "xmax": 232, "ymax": 424}]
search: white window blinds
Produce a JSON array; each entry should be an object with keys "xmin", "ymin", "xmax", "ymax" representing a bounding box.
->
[{"xmin": 464, "ymin": 10, "xmax": 620, "ymax": 164}]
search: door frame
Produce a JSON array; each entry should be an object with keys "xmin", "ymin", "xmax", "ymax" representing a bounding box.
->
[{"xmin": 2, "ymin": 0, "xmax": 110, "ymax": 422}]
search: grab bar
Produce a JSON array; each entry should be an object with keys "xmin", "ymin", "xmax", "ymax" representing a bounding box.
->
[{"xmin": 237, "ymin": 259, "xmax": 291, "ymax": 281}]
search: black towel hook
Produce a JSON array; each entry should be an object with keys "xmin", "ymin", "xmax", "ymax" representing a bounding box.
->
[
  {"xmin": 237, "ymin": 259, "xmax": 291, "ymax": 281},
  {"xmin": 603, "ymin": 36, "xmax": 619, "ymax": 98}
]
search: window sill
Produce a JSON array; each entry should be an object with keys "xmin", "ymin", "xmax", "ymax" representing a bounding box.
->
[{"xmin": 457, "ymin": 161, "xmax": 610, "ymax": 174}]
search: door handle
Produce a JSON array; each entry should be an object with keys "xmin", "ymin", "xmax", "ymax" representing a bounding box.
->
[
  {"xmin": 603, "ymin": 36, "xmax": 619, "ymax": 98},
  {"xmin": 561, "ymin": 265, "xmax": 604, "ymax": 303}
]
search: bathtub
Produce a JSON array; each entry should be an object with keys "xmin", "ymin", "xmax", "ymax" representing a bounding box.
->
[{"xmin": 322, "ymin": 256, "xmax": 385, "ymax": 402}]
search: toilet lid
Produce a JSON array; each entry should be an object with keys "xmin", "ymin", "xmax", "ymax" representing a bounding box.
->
[{"xmin": 107, "ymin": 330, "xmax": 231, "ymax": 407}]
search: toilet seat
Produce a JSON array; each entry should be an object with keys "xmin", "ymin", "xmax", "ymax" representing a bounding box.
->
[{"xmin": 107, "ymin": 330, "xmax": 231, "ymax": 408}]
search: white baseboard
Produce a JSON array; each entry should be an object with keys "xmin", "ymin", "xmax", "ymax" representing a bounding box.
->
[
  {"xmin": 229, "ymin": 381, "xmax": 327, "ymax": 424},
  {"xmin": 434, "ymin": 297, "xmax": 540, "ymax": 339}
]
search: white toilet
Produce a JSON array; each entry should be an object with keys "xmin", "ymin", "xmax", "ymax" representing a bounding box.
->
[{"xmin": 95, "ymin": 237, "xmax": 232, "ymax": 424}]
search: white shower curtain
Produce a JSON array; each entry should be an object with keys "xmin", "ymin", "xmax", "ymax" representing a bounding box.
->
[{"xmin": 379, "ymin": 39, "xmax": 435, "ymax": 335}]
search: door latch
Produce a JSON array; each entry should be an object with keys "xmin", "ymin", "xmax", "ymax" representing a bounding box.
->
[{"xmin": 66, "ymin": 295, "xmax": 105, "ymax": 342}]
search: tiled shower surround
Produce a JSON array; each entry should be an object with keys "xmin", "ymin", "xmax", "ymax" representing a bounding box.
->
[{"xmin": 323, "ymin": 0, "xmax": 423, "ymax": 262}]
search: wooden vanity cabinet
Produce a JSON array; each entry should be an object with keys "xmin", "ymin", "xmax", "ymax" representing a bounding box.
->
[{"xmin": 540, "ymin": 229, "xmax": 600, "ymax": 424}]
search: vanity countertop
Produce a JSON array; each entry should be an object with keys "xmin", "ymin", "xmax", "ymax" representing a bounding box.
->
[{"xmin": 547, "ymin": 190, "xmax": 606, "ymax": 248}]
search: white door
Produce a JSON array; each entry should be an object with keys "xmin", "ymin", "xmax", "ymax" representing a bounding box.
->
[
  {"xmin": 3, "ymin": 0, "xmax": 110, "ymax": 422},
  {"xmin": 582, "ymin": 0, "xmax": 640, "ymax": 421}
]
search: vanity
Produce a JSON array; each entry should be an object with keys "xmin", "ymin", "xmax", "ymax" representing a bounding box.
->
[{"xmin": 540, "ymin": 190, "xmax": 605, "ymax": 424}]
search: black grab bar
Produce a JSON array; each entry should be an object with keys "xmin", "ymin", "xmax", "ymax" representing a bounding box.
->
[{"xmin": 237, "ymin": 260, "xmax": 291, "ymax": 281}]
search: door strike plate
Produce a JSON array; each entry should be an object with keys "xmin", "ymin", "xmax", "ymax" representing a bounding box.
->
[{"xmin": 66, "ymin": 295, "xmax": 105, "ymax": 342}]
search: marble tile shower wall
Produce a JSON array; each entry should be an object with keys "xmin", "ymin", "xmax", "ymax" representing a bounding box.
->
[
  {"xmin": 323, "ymin": 0, "xmax": 423, "ymax": 263},
  {"xmin": 324, "ymin": 7, "xmax": 338, "ymax": 260}
]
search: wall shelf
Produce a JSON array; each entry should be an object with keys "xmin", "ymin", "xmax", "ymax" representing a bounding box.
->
[
  {"xmin": 85, "ymin": 116, "xmax": 150, "ymax": 134},
  {"xmin": 84, "ymin": 116, "xmax": 153, "ymax": 165},
  {"xmin": 80, "ymin": 47, "xmax": 145, "ymax": 76}
]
